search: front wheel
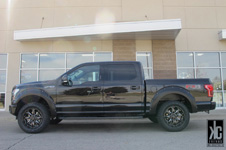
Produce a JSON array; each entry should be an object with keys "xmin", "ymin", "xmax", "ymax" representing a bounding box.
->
[
  {"xmin": 18, "ymin": 102, "xmax": 50, "ymax": 133},
  {"xmin": 157, "ymin": 101, "xmax": 190, "ymax": 132}
]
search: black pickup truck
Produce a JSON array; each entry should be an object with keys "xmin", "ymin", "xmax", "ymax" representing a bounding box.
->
[{"xmin": 9, "ymin": 61, "xmax": 216, "ymax": 133}]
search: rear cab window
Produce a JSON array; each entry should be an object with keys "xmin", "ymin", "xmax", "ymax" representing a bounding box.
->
[{"xmin": 103, "ymin": 63, "xmax": 141, "ymax": 83}]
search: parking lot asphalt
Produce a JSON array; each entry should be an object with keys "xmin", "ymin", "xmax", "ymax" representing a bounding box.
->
[{"xmin": 0, "ymin": 110, "xmax": 225, "ymax": 150}]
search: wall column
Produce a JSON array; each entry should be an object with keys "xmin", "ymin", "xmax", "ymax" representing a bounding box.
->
[
  {"xmin": 152, "ymin": 40, "xmax": 177, "ymax": 79},
  {"xmin": 113, "ymin": 40, "xmax": 136, "ymax": 61}
]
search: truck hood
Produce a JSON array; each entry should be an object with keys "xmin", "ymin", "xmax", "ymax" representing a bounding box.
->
[{"xmin": 15, "ymin": 80, "xmax": 56, "ymax": 89}]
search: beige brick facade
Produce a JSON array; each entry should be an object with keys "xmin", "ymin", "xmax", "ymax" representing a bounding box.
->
[
  {"xmin": 152, "ymin": 40, "xmax": 177, "ymax": 79},
  {"xmin": 113, "ymin": 40, "xmax": 136, "ymax": 61}
]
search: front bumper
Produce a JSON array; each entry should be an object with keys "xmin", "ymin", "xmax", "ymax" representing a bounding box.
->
[
  {"xmin": 9, "ymin": 105, "xmax": 17, "ymax": 116},
  {"xmin": 196, "ymin": 101, "xmax": 216, "ymax": 112}
]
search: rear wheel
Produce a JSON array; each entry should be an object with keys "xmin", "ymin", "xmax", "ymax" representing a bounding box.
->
[
  {"xmin": 157, "ymin": 101, "xmax": 190, "ymax": 132},
  {"xmin": 18, "ymin": 102, "xmax": 50, "ymax": 133}
]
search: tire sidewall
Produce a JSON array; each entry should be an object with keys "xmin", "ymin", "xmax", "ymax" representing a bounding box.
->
[
  {"xmin": 18, "ymin": 102, "xmax": 50, "ymax": 133},
  {"xmin": 157, "ymin": 101, "xmax": 190, "ymax": 132}
]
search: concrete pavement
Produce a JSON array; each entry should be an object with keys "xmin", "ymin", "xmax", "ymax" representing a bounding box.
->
[{"xmin": 0, "ymin": 110, "xmax": 225, "ymax": 150}]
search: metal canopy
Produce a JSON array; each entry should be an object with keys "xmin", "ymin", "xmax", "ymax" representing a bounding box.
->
[{"xmin": 14, "ymin": 19, "xmax": 182, "ymax": 41}]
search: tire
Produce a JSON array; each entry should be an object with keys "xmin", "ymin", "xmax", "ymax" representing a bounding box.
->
[
  {"xmin": 18, "ymin": 102, "xmax": 50, "ymax": 133},
  {"xmin": 148, "ymin": 115, "xmax": 158, "ymax": 123},
  {"xmin": 50, "ymin": 118, "xmax": 62, "ymax": 125},
  {"xmin": 157, "ymin": 101, "xmax": 190, "ymax": 132}
]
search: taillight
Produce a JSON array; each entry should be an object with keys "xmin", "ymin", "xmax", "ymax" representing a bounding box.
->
[{"xmin": 204, "ymin": 84, "xmax": 214, "ymax": 97}]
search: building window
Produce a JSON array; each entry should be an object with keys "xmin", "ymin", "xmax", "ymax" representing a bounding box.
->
[
  {"xmin": 39, "ymin": 53, "xmax": 65, "ymax": 81},
  {"xmin": 20, "ymin": 52, "xmax": 112, "ymax": 83},
  {"xmin": 21, "ymin": 53, "xmax": 38, "ymax": 83},
  {"xmin": 177, "ymin": 52, "xmax": 225, "ymax": 107},
  {"xmin": 177, "ymin": 52, "xmax": 194, "ymax": 79},
  {"xmin": 0, "ymin": 54, "xmax": 7, "ymax": 109},
  {"xmin": 136, "ymin": 52, "xmax": 153, "ymax": 79}
]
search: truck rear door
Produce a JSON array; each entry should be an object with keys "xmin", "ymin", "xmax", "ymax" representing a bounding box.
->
[{"xmin": 102, "ymin": 63, "xmax": 144, "ymax": 116}]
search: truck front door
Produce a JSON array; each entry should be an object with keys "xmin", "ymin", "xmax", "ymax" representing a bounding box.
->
[{"xmin": 57, "ymin": 64, "xmax": 104, "ymax": 117}]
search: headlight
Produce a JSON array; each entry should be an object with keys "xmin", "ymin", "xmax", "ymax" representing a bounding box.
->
[{"xmin": 12, "ymin": 89, "xmax": 19, "ymax": 100}]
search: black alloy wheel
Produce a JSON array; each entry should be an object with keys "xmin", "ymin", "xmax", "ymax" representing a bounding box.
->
[
  {"xmin": 157, "ymin": 101, "xmax": 190, "ymax": 132},
  {"xmin": 18, "ymin": 102, "xmax": 50, "ymax": 133}
]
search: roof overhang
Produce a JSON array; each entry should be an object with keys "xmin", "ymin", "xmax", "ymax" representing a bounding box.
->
[
  {"xmin": 219, "ymin": 30, "xmax": 226, "ymax": 40},
  {"xmin": 14, "ymin": 19, "xmax": 182, "ymax": 41}
]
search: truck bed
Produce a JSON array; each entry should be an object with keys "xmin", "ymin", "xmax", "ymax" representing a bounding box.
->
[{"xmin": 145, "ymin": 78, "xmax": 214, "ymax": 113}]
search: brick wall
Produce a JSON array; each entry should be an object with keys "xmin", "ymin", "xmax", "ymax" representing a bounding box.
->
[
  {"xmin": 152, "ymin": 40, "xmax": 177, "ymax": 79},
  {"xmin": 112, "ymin": 39, "xmax": 177, "ymax": 79},
  {"xmin": 113, "ymin": 40, "xmax": 136, "ymax": 61}
]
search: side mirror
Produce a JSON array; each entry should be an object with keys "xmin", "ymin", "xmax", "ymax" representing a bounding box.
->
[{"xmin": 62, "ymin": 74, "xmax": 68, "ymax": 85}]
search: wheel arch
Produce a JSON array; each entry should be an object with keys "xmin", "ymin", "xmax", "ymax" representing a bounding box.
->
[
  {"xmin": 149, "ymin": 86, "xmax": 197, "ymax": 115},
  {"xmin": 15, "ymin": 89, "xmax": 56, "ymax": 117}
]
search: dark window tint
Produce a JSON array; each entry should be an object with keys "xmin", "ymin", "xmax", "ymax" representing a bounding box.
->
[{"xmin": 105, "ymin": 64, "xmax": 137, "ymax": 81}]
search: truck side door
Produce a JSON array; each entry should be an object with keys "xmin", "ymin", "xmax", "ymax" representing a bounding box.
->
[
  {"xmin": 102, "ymin": 63, "xmax": 143, "ymax": 116},
  {"xmin": 56, "ymin": 64, "xmax": 104, "ymax": 117}
]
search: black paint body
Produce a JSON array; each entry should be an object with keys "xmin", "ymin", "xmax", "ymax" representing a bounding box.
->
[{"xmin": 9, "ymin": 61, "xmax": 216, "ymax": 119}]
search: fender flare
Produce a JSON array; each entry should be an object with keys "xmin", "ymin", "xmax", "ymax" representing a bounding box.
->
[
  {"xmin": 149, "ymin": 86, "xmax": 197, "ymax": 114},
  {"xmin": 14, "ymin": 88, "xmax": 57, "ymax": 117}
]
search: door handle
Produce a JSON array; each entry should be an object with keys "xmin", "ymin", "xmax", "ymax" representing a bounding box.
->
[
  {"xmin": 92, "ymin": 87, "xmax": 101, "ymax": 90},
  {"xmin": 88, "ymin": 87, "xmax": 101, "ymax": 95},
  {"xmin": 131, "ymin": 86, "xmax": 140, "ymax": 90}
]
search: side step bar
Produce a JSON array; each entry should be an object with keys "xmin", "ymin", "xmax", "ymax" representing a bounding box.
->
[{"xmin": 58, "ymin": 116, "xmax": 145, "ymax": 120}]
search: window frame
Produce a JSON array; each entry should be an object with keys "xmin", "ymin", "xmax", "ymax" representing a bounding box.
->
[
  {"xmin": 103, "ymin": 63, "xmax": 140, "ymax": 83},
  {"xmin": 176, "ymin": 51, "xmax": 226, "ymax": 108},
  {"xmin": 0, "ymin": 54, "xmax": 8, "ymax": 111},
  {"xmin": 67, "ymin": 64, "xmax": 101, "ymax": 86},
  {"xmin": 19, "ymin": 52, "xmax": 113, "ymax": 83},
  {"xmin": 136, "ymin": 52, "xmax": 153, "ymax": 79}
]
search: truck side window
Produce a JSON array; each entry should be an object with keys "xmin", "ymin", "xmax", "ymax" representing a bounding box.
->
[
  {"xmin": 68, "ymin": 65, "xmax": 100, "ymax": 85},
  {"xmin": 105, "ymin": 64, "xmax": 137, "ymax": 81}
]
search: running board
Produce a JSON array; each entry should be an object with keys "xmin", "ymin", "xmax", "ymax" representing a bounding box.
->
[{"xmin": 58, "ymin": 116, "xmax": 145, "ymax": 120}]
